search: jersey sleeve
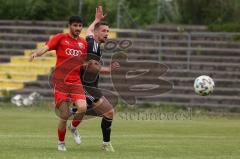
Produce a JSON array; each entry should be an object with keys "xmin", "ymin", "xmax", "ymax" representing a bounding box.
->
[
  {"xmin": 86, "ymin": 35, "xmax": 95, "ymax": 54},
  {"xmin": 86, "ymin": 35, "xmax": 94, "ymax": 42},
  {"xmin": 81, "ymin": 37, "xmax": 87, "ymax": 60},
  {"xmin": 46, "ymin": 33, "xmax": 63, "ymax": 51},
  {"xmin": 81, "ymin": 37, "xmax": 87, "ymax": 54}
]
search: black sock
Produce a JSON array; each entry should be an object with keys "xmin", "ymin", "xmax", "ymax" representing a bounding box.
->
[{"xmin": 101, "ymin": 116, "xmax": 112, "ymax": 142}]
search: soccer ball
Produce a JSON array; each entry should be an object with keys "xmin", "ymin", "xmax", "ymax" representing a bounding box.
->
[{"xmin": 194, "ymin": 75, "xmax": 215, "ymax": 96}]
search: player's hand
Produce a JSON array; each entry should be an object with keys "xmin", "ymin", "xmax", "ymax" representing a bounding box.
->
[
  {"xmin": 110, "ymin": 61, "xmax": 120, "ymax": 71},
  {"xmin": 95, "ymin": 6, "xmax": 107, "ymax": 22},
  {"xmin": 29, "ymin": 52, "xmax": 37, "ymax": 62},
  {"xmin": 81, "ymin": 62, "xmax": 88, "ymax": 69}
]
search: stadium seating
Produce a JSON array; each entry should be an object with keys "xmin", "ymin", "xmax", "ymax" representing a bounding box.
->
[
  {"xmin": 0, "ymin": 21, "xmax": 239, "ymax": 108},
  {"xmin": 0, "ymin": 21, "xmax": 66, "ymax": 96},
  {"xmin": 114, "ymin": 27, "xmax": 240, "ymax": 108}
]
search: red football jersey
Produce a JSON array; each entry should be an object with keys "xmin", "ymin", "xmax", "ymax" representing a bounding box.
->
[{"xmin": 47, "ymin": 33, "xmax": 87, "ymax": 84}]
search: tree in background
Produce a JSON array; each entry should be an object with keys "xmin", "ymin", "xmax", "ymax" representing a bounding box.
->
[
  {"xmin": 0, "ymin": 0, "xmax": 77, "ymax": 20},
  {"xmin": 177, "ymin": 0, "xmax": 235, "ymax": 24},
  {"xmin": 0, "ymin": 0, "xmax": 240, "ymax": 29},
  {"xmin": 156, "ymin": 0, "xmax": 180, "ymax": 23},
  {"xmin": 0, "ymin": 0, "xmax": 28, "ymax": 19}
]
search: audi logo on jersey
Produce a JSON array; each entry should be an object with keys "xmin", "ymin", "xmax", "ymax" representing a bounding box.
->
[{"xmin": 65, "ymin": 48, "xmax": 82, "ymax": 56}]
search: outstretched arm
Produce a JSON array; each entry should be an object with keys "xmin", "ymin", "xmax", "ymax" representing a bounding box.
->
[
  {"xmin": 29, "ymin": 33, "xmax": 63, "ymax": 62},
  {"xmin": 29, "ymin": 45, "xmax": 49, "ymax": 62},
  {"xmin": 86, "ymin": 5, "xmax": 106, "ymax": 36},
  {"xmin": 100, "ymin": 62, "xmax": 120, "ymax": 74}
]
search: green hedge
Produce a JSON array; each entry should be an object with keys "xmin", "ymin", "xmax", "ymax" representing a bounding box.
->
[
  {"xmin": 177, "ymin": 0, "xmax": 236, "ymax": 25},
  {"xmin": 1, "ymin": 0, "xmax": 240, "ymax": 29},
  {"xmin": 208, "ymin": 23, "xmax": 240, "ymax": 32},
  {"xmin": 0, "ymin": 0, "xmax": 158, "ymax": 28}
]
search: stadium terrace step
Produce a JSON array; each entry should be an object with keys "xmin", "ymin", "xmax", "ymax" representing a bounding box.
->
[
  {"xmin": 0, "ymin": 20, "xmax": 67, "ymax": 28},
  {"xmin": 89, "ymin": 58, "xmax": 240, "ymax": 72},
  {"xmin": 102, "ymin": 52, "xmax": 240, "ymax": 63},
  {"xmin": 166, "ymin": 69, "xmax": 240, "ymax": 79},
  {"xmin": 103, "ymin": 46, "xmax": 240, "ymax": 57},
  {"xmin": 0, "ymin": 33, "xmax": 50, "ymax": 42},
  {"xmin": 37, "ymin": 75, "xmax": 50, "ymax": 81},
  {"xmin": 163, "ymin": 61, "xmax": 240, "ymax": 72},
  {"xmin": 64, "ymin": 28, "xmax": 117, "ymax": 39},
  {"xmin": 97, "ymin": 75, "xmax": 239, "ymax": 88},
  {"xmin": 168, "ymin": 86, "xmax": 240, "ymax": 96},
  {"xmin": 0, "ymin": 26, "xmax": 63, "ymax": 34},
  {"xmin": 0, "ymin": 72, "xmax": 38, "ymax": 81},
  {"xmin": 33, "ymin": 64, "xmax": 238, "ymax": 86},
  {"xmin": 54, "ymin": 86, "xmax": 239, "ymax": 107},
  {"xmin": 98, "ymin": 69, "xmax": 240, "ymax": 81},
  {"xmin": 125, "ymin": 46, "xmax": 240, "ymax": 56},
  {"xmin": 138, "ymin": 94, "xmax": 240, "ymax": 108},
  {"xmin": 0, "ymin": 79, "xmax": 25, "ymax": 89},
  {"xmin": 160, "ymin": 47, "xmax": 240, "ymax": 55},
  {"xmin": 146, "ymin": 24, "xmax": 208, "ymax": 32},
  {"xmin": 115, "ymin": 38, "xmax": 240, "ymax": 49},
  {"xmin": 10, "ymin": 56, "xmax": 55, "ymax": 65},
  {"xmin": 160, "ymin": 40, "xmax": 240, "ymax": 49},
  {"xmin": 161, "ymin": 54, "xmax": 240, "ymax": 63},
  {"xmin": 166, "ymin": 77, "xmax": 240, "ymax": 88},
  {"xmin": 0, "ymin": 40, "xmax": 36, "ymax": 49},
  {"xmin": 117, "ymin": 30, "xmax": 235, "ymax": 41},
  {"xmin": 23, "ymin": 75, "xmax": 239, "ymax": 92},
  {"xmin": 24, "ymin": 50, "xmax": 56, "ymax": 57},
  {"xmin": 12, "ymin": 88, "xmax": 53, "ymax": 97},
  {"xmin": 102, "ymin": 53, "xmax": 158, "ymax": 61},
  {"xmin": 97, "ymin": 83, "xmax": 240, "ymax": 97},
  {"xmin": 0, "ymin": 48, "xmax": 24, "ymax": 56},
  {"xmin": 0, "ymin": 64, "xmax": 53, "ymax": 74},
  {"xmin": 161, "ymin": 50, "xmax": 240, "ymax": 57},
  {"xmin": 0, "ymin": 87, "xmax": 19, "ymax": 97},
  {"xmin": 36, "ymin": 42, "xmax": 45, "ymax": 49},
  {"xmin": 98, "ymin": 70, "xmax": 240, "ymax": 83},
  {"xmin": 0, "ymin": 55, "xmax": 11, "ymax": 63},
  {"xmin": 24, "ymin": 81, "xmax": 51, "ymax": 89},
  {"xmin": 103, "ymin": 87, "xmax": 240, "ymax": 102}
]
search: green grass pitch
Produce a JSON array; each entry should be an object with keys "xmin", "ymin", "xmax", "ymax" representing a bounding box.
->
[{"xmin": 0, "ymin": 103, "xmax": 239, "ymax": 159}]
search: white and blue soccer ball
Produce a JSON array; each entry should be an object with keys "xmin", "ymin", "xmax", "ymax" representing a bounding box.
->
[{"xmin": 194, "ymin": 75, "xmax": 215, "ymax": 96}]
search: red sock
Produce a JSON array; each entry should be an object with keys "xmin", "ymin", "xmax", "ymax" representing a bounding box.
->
[
  {"xmin": 72, "ymin": 118, "xmax": 81, "ymax": 128},
  {"xmin": 58, "ymin": 128, "xmax": 66, "ymax": 142}
]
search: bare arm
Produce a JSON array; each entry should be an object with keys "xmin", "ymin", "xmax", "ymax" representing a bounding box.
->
[
  {"xmin": 29, "ymin": 45, "xmax": 49, "ymax": 62},
  {"xmin": 100, "ymin": 66, "xmax": 111, "ymax": 74},
  {"xmin": 86, "ymin": 6, "xmax": 106, "ymax": 36},
  {"xmin": 100, "ymin": 62, "xmax": 120, "ymax": 74}
]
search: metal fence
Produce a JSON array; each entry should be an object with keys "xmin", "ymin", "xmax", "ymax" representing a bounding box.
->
[{"xmin": 153, "ymin": 31, "xmax": 240, "ymax": 70}]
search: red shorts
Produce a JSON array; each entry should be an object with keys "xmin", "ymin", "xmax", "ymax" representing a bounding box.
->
[{"xmin": 54, "ymin": 84, "xmax": 86, "ymax": 108}]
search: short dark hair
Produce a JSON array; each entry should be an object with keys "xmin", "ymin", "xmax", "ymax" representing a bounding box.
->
[
  {"xmin": 69, "ymin": 16, "xmax": 83, "ymax": 25},
  {"xmin": 94, "ymin": 22, "xmax": 108, "ymax": 31}
]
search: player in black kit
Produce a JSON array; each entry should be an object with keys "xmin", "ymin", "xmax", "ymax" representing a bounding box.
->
[{"xmin": 74, "ymin": 5, "xmax": 119, "ymax": 152}]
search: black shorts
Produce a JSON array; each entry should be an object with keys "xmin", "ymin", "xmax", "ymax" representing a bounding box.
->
[
  {"xmin": 84, "ymin": 85, "xmax": 103, "ymax": 116},
  {"xmin": 84, "ymin": 85, "xmax": 103, "ymax": 106},
  {"xmin": 70, "ymin": 84, "xmax": 103, "ymax": 116}
]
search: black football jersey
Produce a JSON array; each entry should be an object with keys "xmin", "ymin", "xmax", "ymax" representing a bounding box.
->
[{"xmin": 81, "ymin": 35, "xmax": 102, "ymax": 88}]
